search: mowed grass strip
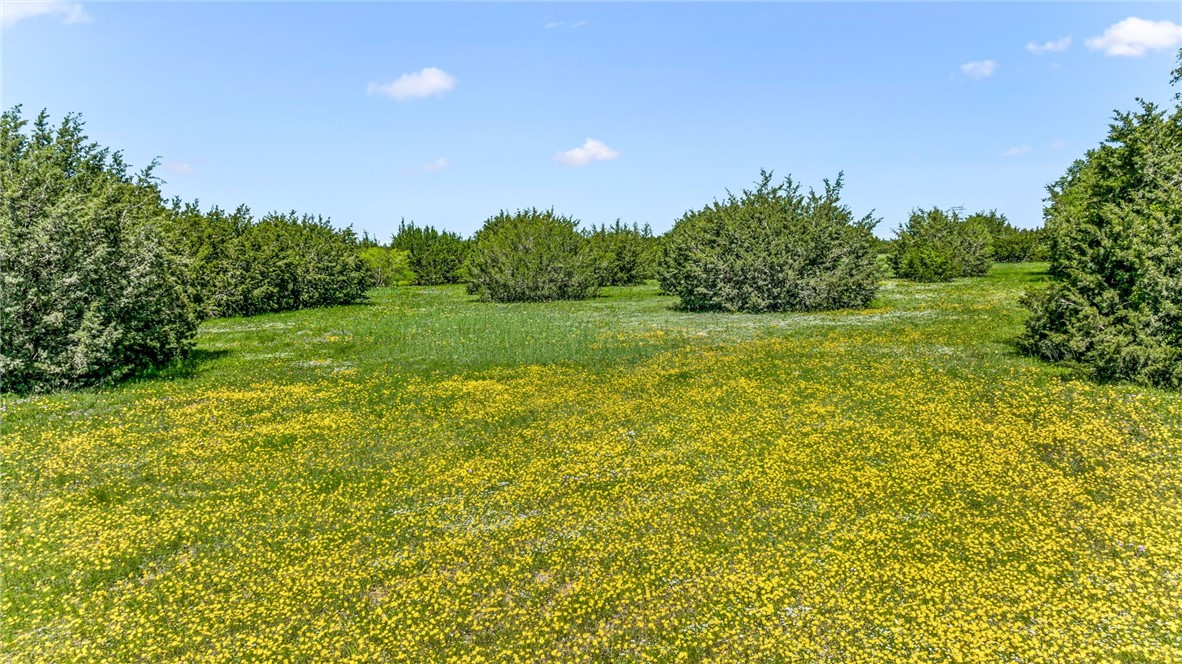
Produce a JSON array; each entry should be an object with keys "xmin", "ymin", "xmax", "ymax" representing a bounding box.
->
[{"xmin": 3, "ymin": 264, "xmax": 1181, "ymax": 662}]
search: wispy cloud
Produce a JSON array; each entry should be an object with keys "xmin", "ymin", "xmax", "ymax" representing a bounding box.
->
[
  {"xmin": 1, "ymin": 1, "xmax": 91, "ymax": 28},
  {"xmin": 960, "ymin": 60, "xmax": 998, "ymax": 79},
  {"xmin": 367, "ymin": 67, "xmax": 456, "ymax": 101},
  {"xmin": 545, "ymin": 20, "xmax": 587, "ymax": 30},
  {"xmin": 555, "ymin": 138, "xmax": 618, "ymax": 167},
  {"xmin": 421, "ymin": 158, "xmax": 449, "ymax": 172},
  {"xmin": 1048, "ymin": 140, "xmax": 1068, "ymax": 151},
  {"xmin": 1086, "ymin": 18, "xmax": 1182, "ymax": 57},
  {"xmin": 162, "ymin": 161, "xmax": 194, "ymax": 176},
  {"xmin": 1027, "ymin": 37, "xmax": 1071, "ymax": 55},
  {"xmin": 1002, "ymin": 145, "xmax": 1032, "ymax": 158}
]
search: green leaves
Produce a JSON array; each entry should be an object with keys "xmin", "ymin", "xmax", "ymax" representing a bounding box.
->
[
  {"xmin": 890, "ymin": 207, "xmax": 993, "ymax": 283},
  {"xmin": 656, "ymin": 171, "xmax": 881, "ymax": 313},
  {"xmin": 1020, "ymin": 84, "xmax": 1182, "ymax": 389},
  {"xmin": 389, "ymin": 220, "xmax": 469, "ymax": 286},
  {"xmin": 585, "ymin": 220, "xmax": 659, "ymax": 287},
  {"xmin": 1, "ymin": 107, "xmax": 198, "ymax": 393},
  {"xmin": 466, "ymin": 208, "xmax": 599, "ymax": 303}
]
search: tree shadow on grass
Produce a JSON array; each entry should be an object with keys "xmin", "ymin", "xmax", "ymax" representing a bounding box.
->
[{"xmin": 130, "ymin": 348, "xmax": 231, "ymax": 384}]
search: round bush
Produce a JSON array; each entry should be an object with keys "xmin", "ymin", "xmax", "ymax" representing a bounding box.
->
[
  {"xmin": 656, "ymin": 171, "xmax": 880, "ymax": 313},
  {"xmin": 1, "ymin": 108, "xmax": 198, "ymax": 393},
  {"xmin": 465, "ymin": 209, "xmax": 599, "ymax": 302},
  {"xmin": 889, "ymin": 207, "xmax": 992, "ymax": 282}
]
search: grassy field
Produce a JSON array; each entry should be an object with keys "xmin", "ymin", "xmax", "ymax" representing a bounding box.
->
[{"xmin": 3, "ymin": 263, "xmax": 1181, "ymax": 662}]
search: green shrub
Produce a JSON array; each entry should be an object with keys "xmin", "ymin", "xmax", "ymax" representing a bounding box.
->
[
  {"xmin": 466, "ymin": 208, "xmax": 599, "ymax": 302},
  {"xmin": 216, "ymin": 212, "xmax": 373, "ymax": 317},
  {"xmin": 586, "ymin": 220, "xmax": 658, "ymax": 286},
  {"xmin": 162, "ymin": 205, "xmax": 373, "ymax": 318},
  {"xmin": 161, "ymin": 200, "xmax": 250, "ymax": 317},
  {"xmin": 992, "ymin": 227, "xmax": 1047, "ymax": 263},
  {"xmin": 890, "ymin": 207, "xmax": 993, "ymax": 282},
  {"xmin": 965, "ymin": 210, "xmax": 1047, "ymax": 263},
  {"xmin": 0, "ymin": 108, "xmax": 198, "ymax": 393},
  {"xmin": 390, "ymin": 221, "xmax": 469, "ymax": 285},
  {"xmin": 657, "ymin": 171, "xmax": 880, "ymax": 313},
  {"xmin": 359, "ymin": 246, "xmax": 414, "ymax": 287},
  {"xmin": 1020, "ymin": 87, "xmax": 1182, "ymax": 388}
]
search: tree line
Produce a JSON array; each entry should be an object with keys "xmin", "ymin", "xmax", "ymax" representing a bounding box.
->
[{"xmin": 3, "ymin": 50, "xmax": 1177, "ymax": 391}]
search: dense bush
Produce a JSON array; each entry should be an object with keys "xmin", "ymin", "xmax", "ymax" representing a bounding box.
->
[
  {"xmin": 163, "ymin": 205, "xmax": 373, "ymax": 318},
  {"xmin": 586, "ymin": 220, "xmax": 659, "ymax": 286},
  {"xmin": 162, "ymin": 200, "xmax": 249, "ymax": 317},
  {"xmin": 359, "ymin": 246, "xmax": 414, "ymax": 287},
  {"xmin": 657, "ymin": 171, "xmax": 880, "ymax": 313},
  {"xmin": 390, "ymin": 221, "xmax": 469, "ymax": 285},
  {"xmin": 218, "ymin": 212, "xmax": 373, "ymax": 316},
  {"xmin": 1, "ymin": 108, "xmax": 198, "ymax": 393},
  {"xmin": 890, "ymin": 207, "xmax": 993, "ymax": 282},
  {"xmin": 466, "ymin": 208, "xmax": 599, "ymax": 302},
  {"xmin": 966, "ymin": 210, "xmax": 1047, "ymax": 263},
  {"xmin": 1020, "ymin": 73, "xmax": 1182, "ymax": 388}
]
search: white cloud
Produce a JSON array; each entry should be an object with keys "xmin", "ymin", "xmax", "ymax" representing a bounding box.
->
[
  {"xmin": 1086, "ymin": 17, "xmax": 1182, "ymax": 57},
  {"xmin": 545, "ymin": 20, "xmax": 586, "ymax": 29},
  {"xmin": 1049, "ymin": 140, "xmax": 1068, "ymax": 151},
  {"xmin": 1027, "ymin": 37, "xmax": 1072, "ymax": 55},
  {"xmin": 960, "ymin": 60, "xmax": 998, "ymax": 79},
  {"xmin": 1, "ymin": 1, "xmax": 91, "ymax": 28},
  {"xmin": 162, "ymin": 161, "xmax": 194, "ymax": 176},
  {"xmin": 367, "ymin": 67, "xmax": 456, "ymax": 101},
  {"xmin": 421, "ymin": 158, "xmax": 448, "ymax": 172},
  {"xmin": 555, "ymin": 138, "xmax": 618, "ymax": 167},
  {"xmin": 1002, "ymin": 145, "xmax": 1032, "ymax": 157},
  {"xmin": 545, "ymin": 21, "xmax": 564, "ymax": 29},
  {"xmin": 570, "ymin": 20, "xmax": 587, "ymax": 28}
]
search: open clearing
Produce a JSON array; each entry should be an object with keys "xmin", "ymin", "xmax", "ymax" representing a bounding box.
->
[{"xmin": 3, "ymin": 264, "xmax": 1181, "ymax": 662}]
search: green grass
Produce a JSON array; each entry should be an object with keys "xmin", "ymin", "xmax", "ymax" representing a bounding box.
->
[{"xmin": 4, "ymin": 263, "xmax": 1181, "ymax": 662}]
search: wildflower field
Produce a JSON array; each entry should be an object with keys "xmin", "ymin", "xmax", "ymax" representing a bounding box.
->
[{"xmin": 3, "ymin": 263, "xmax": 1180, "ymax": 662}]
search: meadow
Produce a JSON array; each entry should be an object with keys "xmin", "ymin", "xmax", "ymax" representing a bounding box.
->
[{"xmin": 3, "ymin": 263, "xmax": 1181, "ymax": 662}]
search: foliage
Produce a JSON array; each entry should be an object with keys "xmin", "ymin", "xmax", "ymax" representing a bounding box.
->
[
  {"xmin": 965, "ymin": 210, "xmax": 1047, "ymax": 263},
  {"xmin": 359, "ymin": 246, "xmax": 414, "ymax": 287},
  {"xmin": 466, "ymin": 208, "xmax": 599, "ymax": 302},
  {"xmin": 390, "ymin": 220, "xmax": 469, "ymax": 285},
  {"xmin": 163, "ymin": 206, "xmax": 374, "ymax": 318},
  {"xmin": 161, "ymin": 200, "xmax": 250, "ymax": 317},
  {"xmin": 1020, "ymin": 87, "xmax": 1182, "ymax": 388},
  {"xmin": 585, "ymin": 220, "xmax": 659, "ymax": 286},
  {"xmin": 889, "ymin": 207, "xmax": 993, "ymax": 282},
  {"xmin": 657, "ymin": 171, "xmax": 880, "ymax": 312},
  {"xmin": 6, "ymin": 266, "xmax": 1182, "ymax": 661},
  {"xmin": 220, "ymin": 212, "xmax": 374, "ymax": 316},
  {"xmin": 0, "ymin": 107, "xmax": 198, "ymax": 393}
]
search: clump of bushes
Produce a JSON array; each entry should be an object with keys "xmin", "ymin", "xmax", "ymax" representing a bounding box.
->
[
  {"xmin": 586, "ymin": 220, "xmax": 659, "ymax": 286},
  {"xmin": 214, "ymin": 212, "xmax": 373, "ymax": 317},
  {"xmin": 2, "ymin": 107, "xmax": 377, "ymax": 393},
  {"xmin": 965, "ymin": 210, "xmax": 1047, "ymax": 263},
  {"xmin": 1, "ymin": 108, "xmax": 198, "ymax": 393},
  {"xmin": 1020, "ymin": 75, "xmax": 1181, "ymax": 388},
  {"xmin": 390, "ymin": 220, "xmax": 469, "ymax": 285},
  {"xmin": 657, "ymin": 171, "xmax": 880, "ymax": 313},
  {"xmin": 466, "ymin": 208, "xmax": 599, "ymax": 302},
  {"xmin": 889, "ymin": 207, "xmax": 993, "ymax": 282},
  {"xmin": 163, "ymin": 204, "xmax": 373, "ymax": 318}
]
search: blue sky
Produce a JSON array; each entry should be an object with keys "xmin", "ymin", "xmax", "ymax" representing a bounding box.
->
[{"xmin": 4, "ymin": 2, "xmax": 1181, "ymax": 239}]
